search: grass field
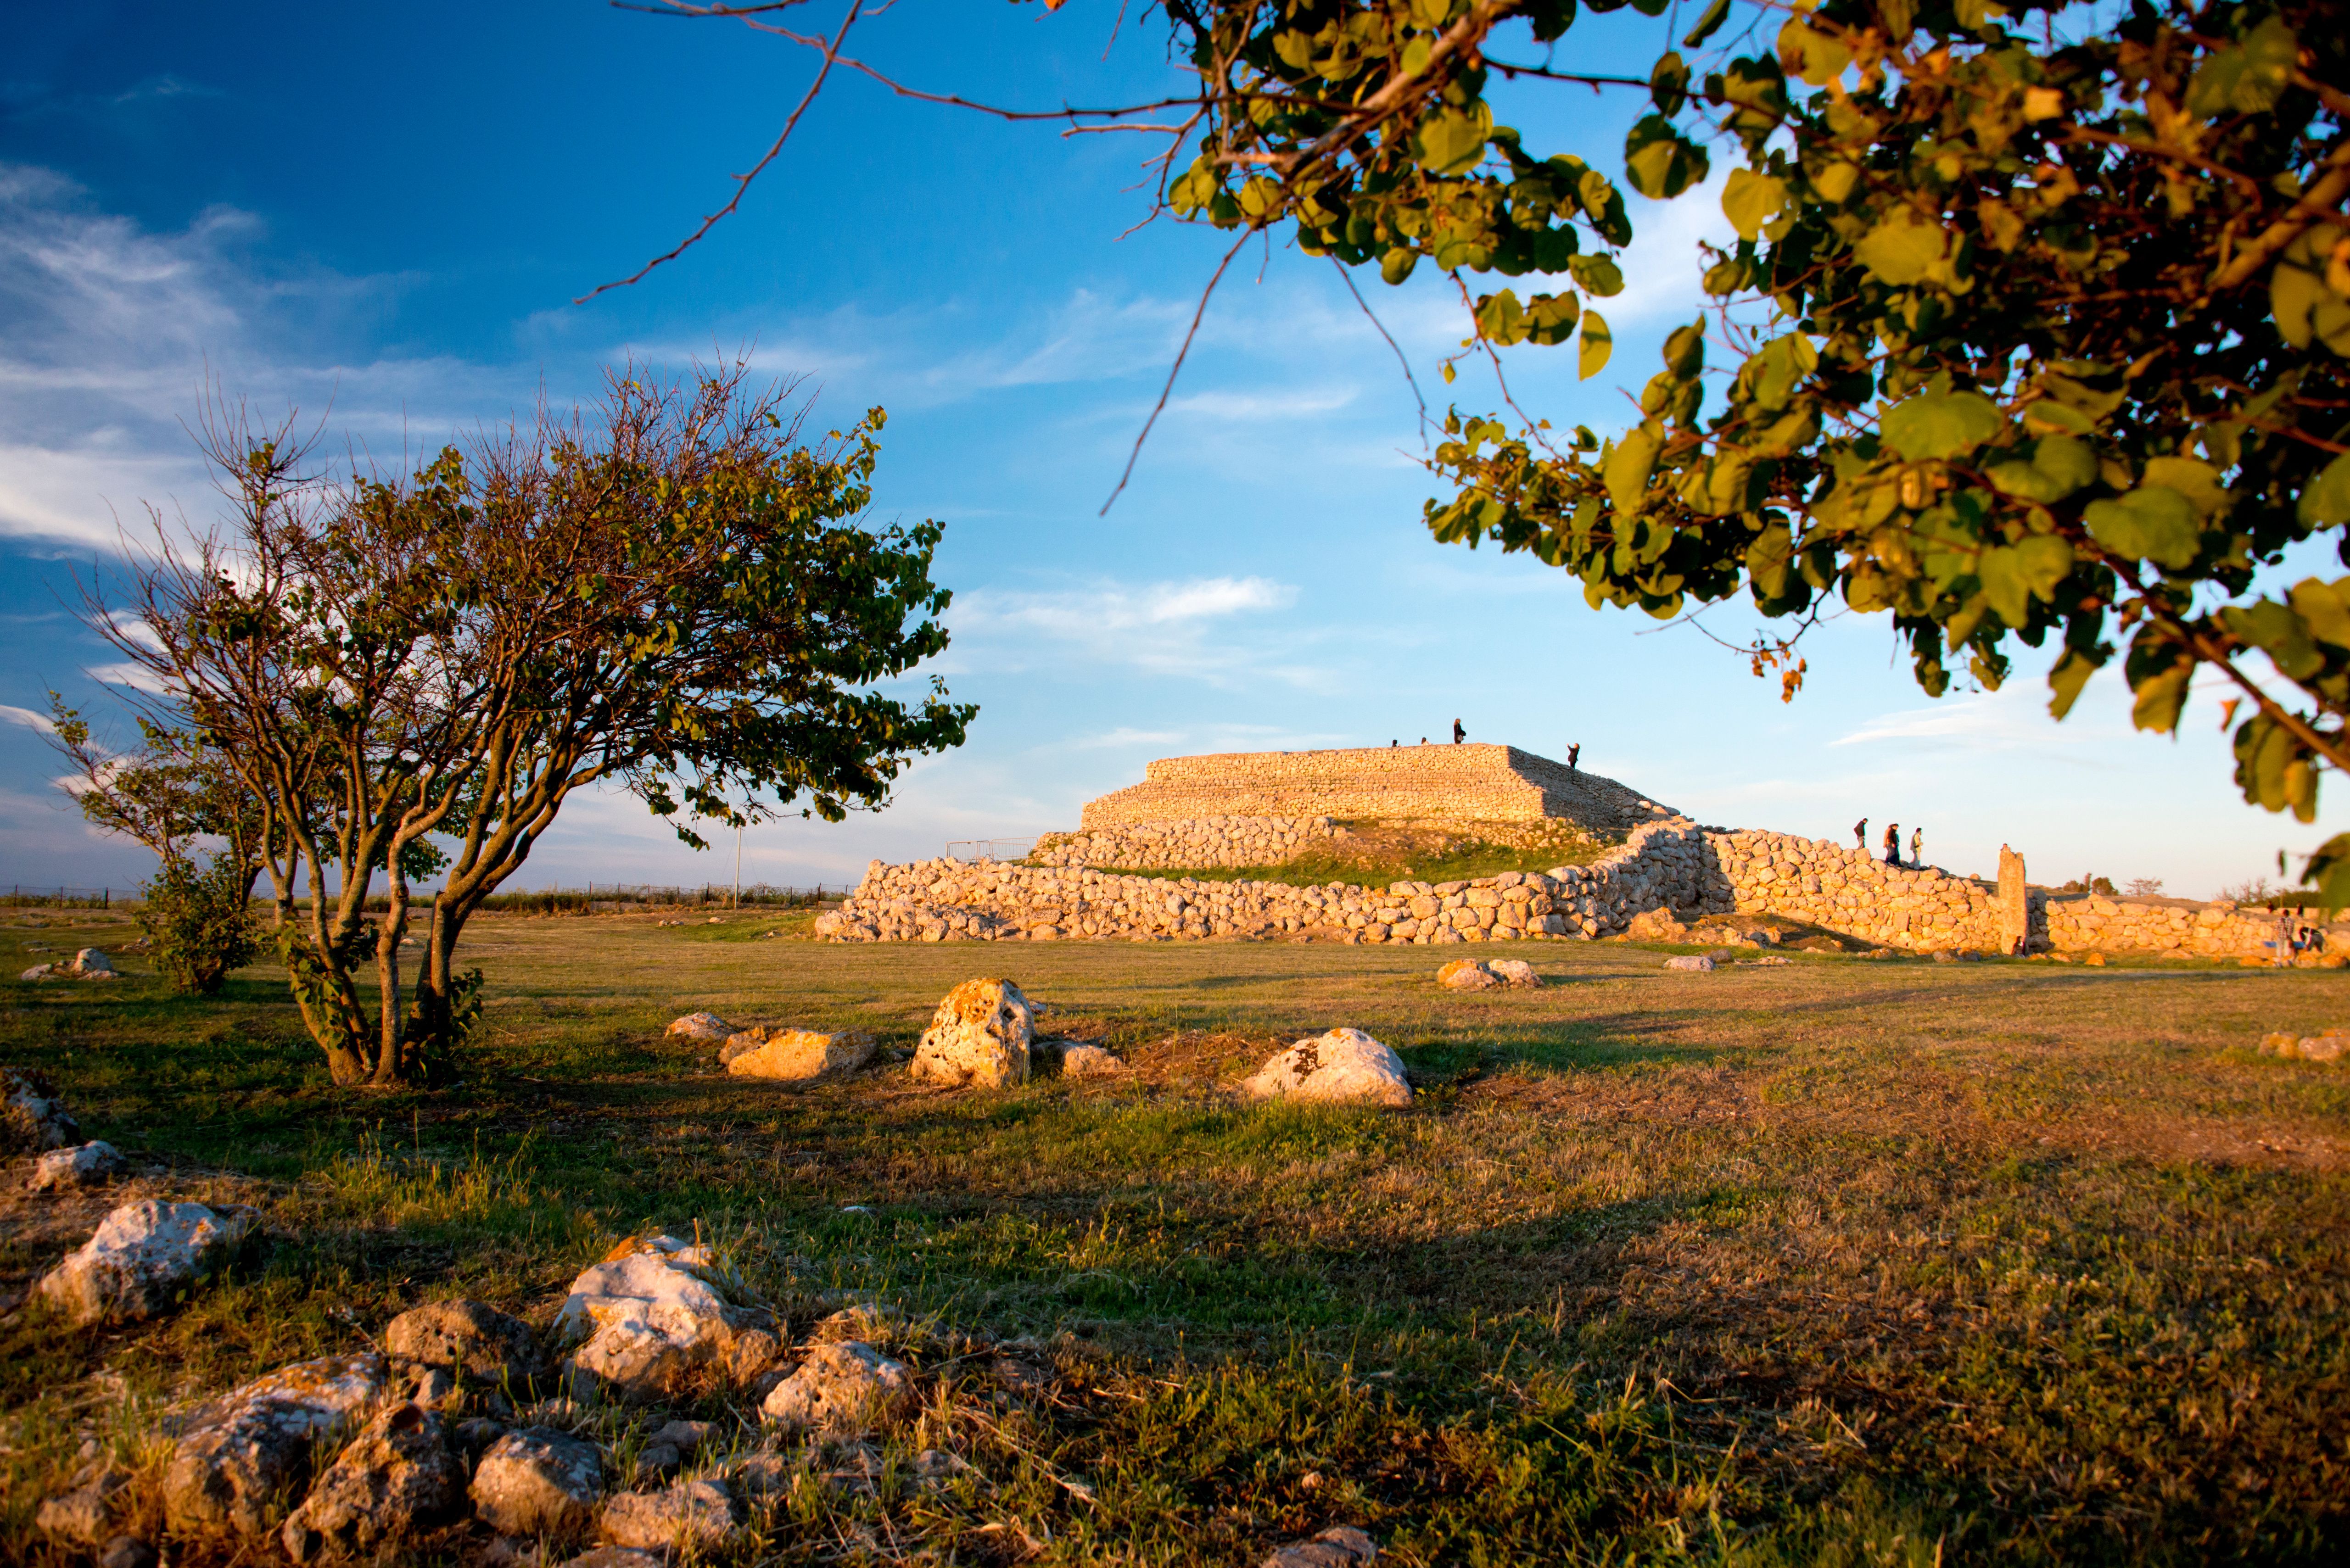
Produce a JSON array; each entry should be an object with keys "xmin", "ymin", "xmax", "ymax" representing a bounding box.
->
[{"xmin": 3, "ymin": 911, "xmax": 2347, "ymax": 1564}]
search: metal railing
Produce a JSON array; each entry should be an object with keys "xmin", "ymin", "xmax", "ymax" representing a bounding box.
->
[
  {"xmin": 3, "ymin": 885, "xmax": 124, "ymax": 909},
  {"xmin": 945, "ymin": 838, "xmax": 1038, "ymax": 864}
]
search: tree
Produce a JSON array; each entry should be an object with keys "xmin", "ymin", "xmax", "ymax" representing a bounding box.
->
[
  {"xmin": 635, "ymin": 0, "xmax": 2350, "ymax": 894},
  {"xmin": 48, "ymin": 710, "xmax": 268, "ymax": 993},
  {"xmin": 90, "ymin": 367, "xmax": 972, "ymax": 1085}
]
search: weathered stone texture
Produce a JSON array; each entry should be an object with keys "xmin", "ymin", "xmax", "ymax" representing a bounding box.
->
[
  {"xmin": 1080, "ymin": 744, "xmax": 1672, "ymax": 832},
  {"xmin": 1034, "ymin": 814, "xmax": 1344, "ymax": 870}
]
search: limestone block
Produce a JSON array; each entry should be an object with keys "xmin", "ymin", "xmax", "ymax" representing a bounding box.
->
[
  {"xmin": 911, "ymin": 979, "xmax": 1033, "ymax": 1088},
  {"xmin": 725, "ymin": 1029, "xmax": 876, "ymax": 1084},
  {"xmin": 1241, "ymin": 1029, "xmax": 1412, "ymax": 1107},
  {"xmin": 39, "ymin": 1200, "xmax": 257, "ymax": 1327}
]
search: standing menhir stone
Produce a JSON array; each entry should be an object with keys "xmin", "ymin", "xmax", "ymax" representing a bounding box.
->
[
  {"xmin": 910, "ymin": 979, "xmax": 1033, "ymax": 1088},
  {"xmin": 1997, "ymin": 844, "xmax": 2030, "ymax": 954}
]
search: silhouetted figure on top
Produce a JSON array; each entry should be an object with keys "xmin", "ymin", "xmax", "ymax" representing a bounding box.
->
[
  {"xmin": 1854, "ymin": 818, "xmax": 1868, "ymax": 850},
  {"xmin": 1452, "ymin": 719, "xmax": 1465, "ymax": 743},
  {"xmin": 1883, "ymin": 823, "xmax": 1902, "ymax": 865},
  {"xmin": 1568, "ymin": 743, "xmax": 1580, "ymax": 769}
]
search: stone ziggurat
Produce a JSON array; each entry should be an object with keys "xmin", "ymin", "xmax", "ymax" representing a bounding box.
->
[{"xmin": 813, "ymin": 746, "xmax": 2328, "ymax": 959}]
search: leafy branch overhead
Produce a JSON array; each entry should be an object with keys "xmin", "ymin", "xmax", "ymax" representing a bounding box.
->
[
  {"xmin": 1144, "ymin": 0, "xmax": 2350, "ymax": 898},
  {"xmin": 635, "ymin": 1, "xmax": 2347, "ymax": 896}
]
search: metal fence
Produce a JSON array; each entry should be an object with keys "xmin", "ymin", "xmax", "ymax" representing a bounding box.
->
[
  {"xmin": 2, "ymin": 885, "xmax": 126, "ymax": 909},
  {"xmin": 944, "ymin": 838, "xmax": 1038, "ymax": 863}
]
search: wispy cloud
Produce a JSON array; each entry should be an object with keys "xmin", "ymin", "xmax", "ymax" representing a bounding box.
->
[
  {"xmin": 946, "ymin": 574, "xmax": 1338, "ymax": 688},
  {"xmin": 0, "ymin": 704, "xmax": 55, "ymax": 734}
]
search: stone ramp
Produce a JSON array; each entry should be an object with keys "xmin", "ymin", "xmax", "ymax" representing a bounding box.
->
[{"xmin": 1078, "ymin": 744, "xmax": 1673, "ymax": 834}]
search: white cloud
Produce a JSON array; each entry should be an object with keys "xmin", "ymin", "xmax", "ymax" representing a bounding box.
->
[
  {"xmin": 0, "ymin": 704, "xmax": 56, "ymax": 734},
  {"xmin": 945, "ymin": 573, "xmax": 1338, "ymax": 689}
]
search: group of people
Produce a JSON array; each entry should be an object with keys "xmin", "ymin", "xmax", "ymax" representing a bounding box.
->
[
  {"xmin": 1384, "ymin": 726, "xmax": 1581, "ymax": 770},
  {"xmin": 1856, "ymin": 817, "xmax": 1925, "ymax": 869}
]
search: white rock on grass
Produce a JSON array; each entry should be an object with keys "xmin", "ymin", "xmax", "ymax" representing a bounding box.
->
[
  {"xmin": 162, "ymin": 1353, "xmax": 389, "ymax": 1538},
  {"xmin": 724, "ymin": 1027, "xmax": 877, "ymax": 1084},
  {"xmin": 556, "ymin": 1234, "xmax": 777, "ymax": 1402},
  {"xmin": 279, "ymin": 1402, "xmax": 464, "ymax": 1562},
  {"xmin": 1486, "ymin": 959, "xmax": 1541, "ymax": 988},
  {"xmin": 1264, "ymin": 1524, "xmax": 1380, "ymax": 1567},
  {"xmin": 2, "ymin": 1067, "xmax": 81, "ymax": 1150},
  {"xmin": 759, "ymin": 1340, "xmax": 912, "ymax": 1434},
  {"xmin": 30, "ymin": 1140, "xmax": 129, "ymax": 1192},
  {"xmin": 664, "ymin": 1012, "xmax": 733, "ymax": 1043},
  {"xmin": 911, "ymin": 978, "xmax": 1034, "ymax": 1088},
  {"xmin": 1663, "ymin": 955, "xmax": 1716, "ymax": 971},
  {"xmin": 19, "ymin": 964, "xmax": 54, "ymax": 982},
  {"xmin": 384, "ymin": 1297, "xmax": 551, "ymax": 1395},
  {"xmin": 1242, "ymin": 1029, "xmax": 1412, "ymax": 1109},
  {"xmin": 599, "ymin": 1477, "xmax": 740, "ymax": 1552},
  {"xmin": 1437, "ymin": 959, "xmax": 1500, "ymax": 991},
  {"xmin": 1059, "ymin": 1043, "xmax": 1127, "ymax": 1077},
  {"xmin": 469, "ymin": 1427, "xmax": 606, "ymax": 1538},
  {"xmin": 38, "ymin": 1200, "xmax": 256, "ymax": 1326},
  {"xmin": 35, "ymin": 1467, "xmax": 132, "ymax": 1545},
  {"xmin": 75, "ymin": 949, "xmax": 114, "ymax": 974}
]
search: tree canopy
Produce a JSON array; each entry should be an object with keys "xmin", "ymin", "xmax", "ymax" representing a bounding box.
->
[{"xmin": 91, "ymin": 367, "xmax": 972, "ymax": 1084}]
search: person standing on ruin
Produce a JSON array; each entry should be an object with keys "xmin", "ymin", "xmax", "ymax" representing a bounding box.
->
[
  {"xmin": 1883, "ymin": 822, "xmax": 1902, "ymax": 865},
  {"xmin": 1910, "ymin": 826, "xmax": 1924, "ymax": 868},
  {"xmin": 1854, "ymin": 817, "xmax": 1868, "ymax": 851},
  {"xmin": 1452, "ymin": 719, "xmax": 1465, "ymax": 743},
  {"xmin": 1568, "ymin": 742, "xmax": 1581, "ymax": 769}
]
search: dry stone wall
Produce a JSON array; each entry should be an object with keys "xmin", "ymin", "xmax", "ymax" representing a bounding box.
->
[
  {"xmin": 820, "ymin": 817, "xmax": 2324, "ymax": 959},
  {"xmin": 1029, "ymin": 815, "xmax": 1344, "ymax": 870},
  {"xmin": 1081, "ymin": 745, "xmax": 1674, "ymax": 833}
]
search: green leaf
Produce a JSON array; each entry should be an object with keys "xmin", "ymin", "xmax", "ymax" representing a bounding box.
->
[
  {"xmin": 1603, "ymin": 424, "xmax": 1663, "ymax": 513},
  {"xmin": 1740, "ymin": 335, "xmax": 1818, "ymax": 413},
  {"xmin": 1976, "ymin": 544, "xmax": 2031, "ymax": 625},
  {"xmin": 1721, "ymin": 168, "xmax": 1788, "ymax": 242},
  {"xmin": 1745, "ymin": 520, "xmax": 1795, "ymax": 597},
  {"xmin": 2131, "ymin": 656, "xmax": 2194, "ymax": 734},
  {"xmin": 2016, "ymin": 533, "xmax": 2075, "ymax": 599},
  {"xmin": 2084, "ymin": 488, "xmax": 2203, "ymax": 569},
  {"xmin": 2222, "ymin": 600, "xmax": 2324, "ymax": 681},
  {"xmin": 1523, "ymin": 291, "xmax": 1582, "ymax": 346},
  {"xmin": 1650, "ymin": 51, "xmax": 1690, "ymax": 116},
  {"xmin": 1777, "ymin": 19, "xmax": 1853, "ymax": 87},
  {"xmin": 1475, "ymin": 290, "xmax": 1527, "ymax": 346},
  {"xmin": 2047, "ymin": 646, "xmax": 2100, "ymax": 720},
  {"xmin": 1880, "ymin": 390, "xmax": 2004, "ymax": 460},
  {"xmin": 1854, "ymin": 208, "xmax": 1955, "ymax": 287},
  {"xmin": 2272, "ymin": 224, "xmax": 2350, "ymax": 355},
  {"xmin": 1662, "ymin": 320, "xmax": 1705, "ymax": 380},
  {"xmin": 2186, "ymin": 15, "xmax": 2297, "ymax": 119},
  {"xmin": 1624, "ymin": 116, "xmax": 1711, "ymax": 199},
  {"xmin": 2289, "ymin": 577, "xmax": 2350, "ymax": 648},
  {"xmin": 1415, "ymin": 103, "xmax": 1493, "ymax": 176},
  {"xmin": 1381, "ymin": 249, "xmax": 1419, "ymax": 285},
  {"xmin": 2301, "ymin": 831, "xmax": 2350, "ymax": 915},
  {"xmin": 1681, "ymin": 0, "xmax": 1732, "ymax": 48},
  {"xmin": 2301, "ymin": 451, "xmax": 2350, "ymax": 527},
  {"xmin": 1578, "ymin": 311, "xmax": 1613, "ymax": 379},
  {"xmin": 2141, "ymin": 455, "xmax": 2230, "ymax": 519},
  {"xmin": 1568, "ymin": 254, "xmax": 1625, "ymax": 297}
]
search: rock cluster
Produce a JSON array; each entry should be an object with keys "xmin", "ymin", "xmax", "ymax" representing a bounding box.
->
[
  {"xmin": 1032, "ymin": 814, "xmax": 1347, "ymax": 869},
  {"xmin": 1437, "ymin": 958, "xmax": 1540, "ymax": 990},
  {"xmin": 20, "ymin": 948, "xmax": 120, "ymax": 983},
  {"xmin": 30, "ymin": 1139, "xmax": 129, "ymax": 1191},
  {"xmin": 663, "ymin": 1012, "xmax": 734, "ymax": 1043},
  {"xmin": 911, "ymin": 979, "xmax": 1033, "ymax": 1089},
  {"xmin": 2261, "ymin": 1029, "xmax": 2348, "ymax": 1062},
  {"xmin": 556, "ymin": 1234, "xmax": 783, "ymax": 1403},
  {"xmin": 722, "ymin": 1027, "xmax": 876, "ymax": 1084}
]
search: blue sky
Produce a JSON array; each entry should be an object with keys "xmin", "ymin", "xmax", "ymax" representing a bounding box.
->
[{"xmin": 0, "ymin": 0, "xmax": 2332, "ymax": 900}]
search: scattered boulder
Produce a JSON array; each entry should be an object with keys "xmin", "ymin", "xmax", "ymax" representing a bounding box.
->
[
  {"xmin": 1663, "ymin": 955, "xmax": 1716, "ymax": 971},
  {"xmin": 724, "ymin": 1027, "xmax": 877, "ymax": 1083},
  {"xmin": 759, "ymin": 1339, "xmax": 912, "ymax": 1434},
  {"xmin": 20, "ymin": 963, "xmax": 54, "ymax": 982},
  {"xmin": 664, "ymin": 1012, "xmax": 734, "ymax": 1043},
  {"xmin": 910, "ymin": 979, "xmax": 1033, "ymax": 1089},
  {"xmin": 162, "ymin": 1352, "xmax": 390, "ymax": 1538},
  {"xmin": 2, "ymin": 1067, "xmax": 81, "ymax": 1152},
  {"xmin": 556, "ymin": 1234, "xmax": 778, "ymax": 1402},
  {"xmin": 385, "ymin": 1297, "xmax": 551, "ymax": 1396},
  {"xmin": 1264, "ymin": 1525, "xmax": 1380, "ymax": 1567},
  {"xmin": 75, "ymin": 948, "xmax": 114, "ymax": 974},
  {"xmin": 1485, "ymin": 959, "xmax": 1541, "ymax": 988},
  {"xmin": 1240, "ymin": 1029, "xmax": 1412, "ymax": 1108},
  {"xmin": 29, "ymin": 1140, "xmax": 129, "ymax": 1192},
  {"xmin": 35, "ymin": 1467, "xmax": 132, "ymax": 1544},
  {"xmin": 38, "ymin": 1199, "xmax": 257, "ymax": 1326},
  {"xmin": 97, "ymin": 1537, "xmax": 157, "ymax": 1568},
  {"xmin": 279, "ymin": 1401, "xmax": 465, "ymax": 1562},
  {"xmin": 1437, "ymin": 959, "xmax": 1500, "ymax": 991},
  {"xmin": 1625, "ymin": 907, "xmax": 1692, "ymax": 942},
  {"xmin": 1059, "ymin": 1043, "xmax": 1128, "ymax": 1077},
  {"xmin": 469, "ymin": 1427, "xmax": 606, "ymax": 1539},
  {"xmin": 558, "ymin": 1550, "xmax": 664, "ymax": 1568},
  {"xmin": 599, "ymin": 1477, "xmax": 740, "ymax": 1552},
  {"xmin": 2263, "ymin": 1029, "xmax": 2349, "ymax": 1062}
]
